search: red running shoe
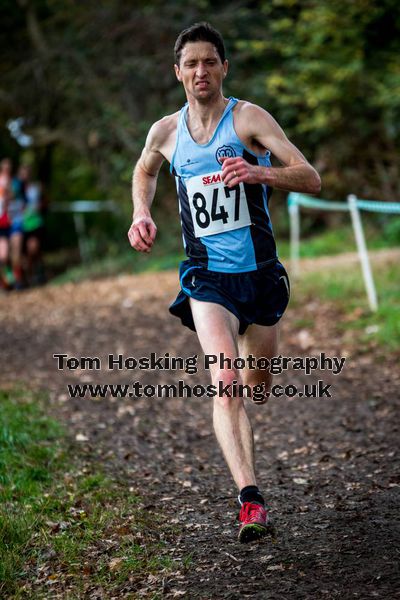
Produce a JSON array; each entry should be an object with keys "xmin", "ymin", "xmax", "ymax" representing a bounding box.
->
[{"xmin": 238, "ymin": 502, "xmax": 271, "ymax": 543}]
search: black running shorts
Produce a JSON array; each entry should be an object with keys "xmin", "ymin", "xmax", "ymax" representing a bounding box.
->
[{"xmin": 169, "ymin": 259, "xmax": 290, "ymax": 335}]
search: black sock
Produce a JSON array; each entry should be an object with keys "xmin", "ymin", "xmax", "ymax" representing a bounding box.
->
[{"xmin": 239, "ymin": 485, "xmax": 265, "ymax": 506}]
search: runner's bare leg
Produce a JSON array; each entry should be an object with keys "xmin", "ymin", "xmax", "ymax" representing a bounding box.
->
[
  {"xmin": 238, "ymin": 322, "xmax": 280, "ymax": 399},
  {"xmin": 189, "ymin": 298, "xmax": 256, "ymax": 490}
]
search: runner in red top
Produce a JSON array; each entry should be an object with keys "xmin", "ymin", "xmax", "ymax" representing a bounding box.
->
[{"xmin": 0, "ymin": 158, "xmax": 12, "ymax": 289}]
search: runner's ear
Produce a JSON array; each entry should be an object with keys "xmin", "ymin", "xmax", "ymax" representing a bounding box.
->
[{"xmin": 174, "ymin": 64, "xmax": 182, "ymax": 82}]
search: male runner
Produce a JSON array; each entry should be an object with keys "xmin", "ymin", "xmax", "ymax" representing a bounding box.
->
[{"xmin": 128, "ymin": 22, "xmax": 321, "ymax": 543}]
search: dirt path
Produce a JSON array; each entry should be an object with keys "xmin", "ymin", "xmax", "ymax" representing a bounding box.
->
[{"xmin": 1, "ymin": 257, "xmax": 399, "ymax": 599}]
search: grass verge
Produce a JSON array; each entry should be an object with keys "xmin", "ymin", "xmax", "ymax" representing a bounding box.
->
[
  {"xmin": 290, "ymin": 257, "xmax": 400, "ymax": 350},
  {"xmin": 276, "ymin": 221, "xmax": 400, "ymax": 259},
  {"xmin": 48, "ymin": 223, "xmax": 398, "ymax": 286},
  {"xmin": 0, "ymin": 389, "xmax": 183, "ymax": 599}
]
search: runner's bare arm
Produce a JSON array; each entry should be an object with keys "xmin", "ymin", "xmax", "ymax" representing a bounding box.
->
[
  {"xmin": 128, "ymin": 122, "xmax": 166, "ymax": 253},
  {"xmin": 222, "ymin": 104, "xmax": 321, "ymax": 194}
]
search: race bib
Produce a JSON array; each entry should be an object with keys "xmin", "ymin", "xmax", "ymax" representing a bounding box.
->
[{"xmin": 186, "ymin": 171, "xmax": 251, "ymax": 238}]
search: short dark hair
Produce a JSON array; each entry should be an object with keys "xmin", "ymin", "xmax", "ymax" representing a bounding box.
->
[{"xmin": 174, "ymin": 22, "xmax": 226, "ymax": 66}]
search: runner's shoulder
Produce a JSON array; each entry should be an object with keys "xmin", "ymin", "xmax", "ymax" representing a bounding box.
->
[
  {"xmin": 234, "ymin": 100, "xmax": 274, "ymax": 131},
  {"xmin": 147, "ymin": 112, "xmax": 179, "ymax": 151}
]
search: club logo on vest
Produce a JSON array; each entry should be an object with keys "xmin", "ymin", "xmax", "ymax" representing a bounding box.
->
[{"xmin": 216, "ymin": 145, "xmax": 236, "ymax": 164}]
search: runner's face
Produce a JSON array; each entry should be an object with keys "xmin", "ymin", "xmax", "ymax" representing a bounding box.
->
[{"xmin": 175, "ymin": 41, "xmax": 228, "ymax": 101}]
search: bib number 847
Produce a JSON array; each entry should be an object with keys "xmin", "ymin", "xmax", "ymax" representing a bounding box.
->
[
  {"xmin": 186, "ymin": 170, "xmax": 251, "ymax": 238},
  {"xmin": 193, "ymin": 185, "xmax": 240, "ymax": 229}
]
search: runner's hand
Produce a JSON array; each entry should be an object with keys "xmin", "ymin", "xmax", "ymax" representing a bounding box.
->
[
  {"xmin": 128, "ymin": 215, "xmax": 157, "ymax": 253},
  {"xmin": 220, "ymin": 156, "xmax": 264, "ymax": 187}
]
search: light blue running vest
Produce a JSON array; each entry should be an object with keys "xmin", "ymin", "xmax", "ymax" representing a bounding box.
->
[{"xmin": 170, "ymin": 97, "xmax": 277, "ymax": 273}]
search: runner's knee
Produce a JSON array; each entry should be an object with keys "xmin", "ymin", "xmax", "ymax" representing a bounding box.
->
[
  {"xmin": 212, "ymin": 367, "xmax": 241, "ymax": 387},
  {"xmin": 212, "ymin": 368, "xmax": 244, "ymax": 409}
]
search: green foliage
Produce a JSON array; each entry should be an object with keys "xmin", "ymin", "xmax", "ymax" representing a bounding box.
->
[{"xmin": 231, "ymin": 0, "xmax": 400, "ymax": 200}]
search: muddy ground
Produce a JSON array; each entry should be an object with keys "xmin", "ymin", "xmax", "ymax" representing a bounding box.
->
[{"xmin": 1, "ymin": 259, "xmax": 399, "ymax": 599}]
